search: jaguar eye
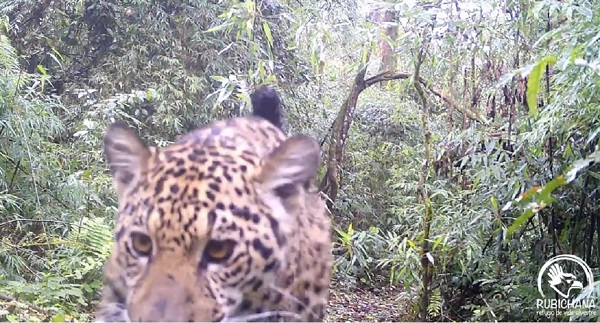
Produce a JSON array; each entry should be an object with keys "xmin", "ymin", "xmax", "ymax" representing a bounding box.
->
[
  {"xmin": 204, "ymin": 240, "xmax": 235, "ymax": 263},
  {"xmin": 130, "ymin": 232, "xmax": 153, "ymax": 257}
]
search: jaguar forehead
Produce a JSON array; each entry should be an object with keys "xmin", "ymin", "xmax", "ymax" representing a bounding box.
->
[
  {"xmin": 141, "ymin": 143, "xmax": 262, "ymax": 250},
  {"xmin": 146, "ymin": 199, "xmax": 213, "ymax": 249}
]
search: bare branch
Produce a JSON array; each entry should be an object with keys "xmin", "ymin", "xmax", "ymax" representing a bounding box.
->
[{"xmin": 364, "ymin": 70, "xmax": 491, "ymax": 125}]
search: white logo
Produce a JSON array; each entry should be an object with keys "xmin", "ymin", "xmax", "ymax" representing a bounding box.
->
[
  {"xmin": 537, "ymin": 254, "xmax": 593, "ymax": 298},
  {"xmin": 536, "ymin": 254, "xmax": 595, "ymax": 317}
]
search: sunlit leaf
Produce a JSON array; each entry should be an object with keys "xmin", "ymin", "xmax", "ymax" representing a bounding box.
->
[
  {"xmin": 565, "ymin": 159, "xmax": 595, "ymax": 183},
  {"xmin": 210, "ymin": 75, "xmax": 228, "ymax": 83},
  {"xmin": 37, "ymin": 65, "xmax": 47, "ymax": 75},
  {"xmin": 425, "ymin": 252, "xmax": 434, "ymax": 265}
]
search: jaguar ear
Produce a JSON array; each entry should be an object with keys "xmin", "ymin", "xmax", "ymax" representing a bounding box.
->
[
  {"xmin": 257, "ymin": 135, "xmax": 321, "ymax": 196},
  {"xmin": 251, "ymin": 86, "xmax": 283, "ymax": 130},
  {"xmin": 104, "ymin": 121, "xmax": 152, "ymax": 201}
]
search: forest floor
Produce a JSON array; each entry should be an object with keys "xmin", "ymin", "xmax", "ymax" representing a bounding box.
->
[
  {"xmin": 325, "ymin": 278, "xmax": 410, "ymax": 322},
  {"xmin": 1, "ymin": 276, "xmax": 410, "ymax": 322}
]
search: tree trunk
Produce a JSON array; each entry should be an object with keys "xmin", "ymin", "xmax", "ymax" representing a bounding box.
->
[{"xmin": 370, "ymin": 8, "xmax": 398, "ymax": 88}]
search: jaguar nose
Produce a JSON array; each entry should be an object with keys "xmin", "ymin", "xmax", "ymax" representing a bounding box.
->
[
  {"xmin": 128, "ymin": 278, "xmax": 219, "ymax": 322},
  {"xmin": 132, "ymin": 289, "xmax": 195, "ymax": 321}
]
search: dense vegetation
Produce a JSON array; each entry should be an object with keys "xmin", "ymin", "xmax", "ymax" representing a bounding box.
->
[{"xmin": 0, "ymin": 0, "xmax": 598, "ymax": 321}]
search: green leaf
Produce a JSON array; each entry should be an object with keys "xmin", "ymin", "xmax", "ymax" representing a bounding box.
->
[
  {"xmin": 262, "ymin": 21, "xmax": 273, "ymax": 47},
  {"xmin": 432, "ymin": 236, "xmax": 445, "ymax": 251},
  {"xmin": 526, "ymin": 56, "xmax": 556, "ymax": 118},
  {"xmin": 51, "ymin": 47, "xmax": 64, "ymax": 60},
  {"xmin": 236, "ymin": 92, "xmax": 252, "ymax": 108},
  {"xmin": 505, "ymin": 155, "xmax": 596, "ymax": 237},
  {"xmin": 145, "ymin": 89, "xmax": 153, "ymax": 101},
  {"xmin": 205, "ymin": 24, "xmax": 227, "ymax": 33},
  {"xmin": 490, "ymin": 196, "xmax": 499, "ymax": 213},
  {"xmin": 507, "ymin": 208, "xmax": 535, "ymax": 236},
  {"xmin": 37, "ymin": 64, "xmax": 47, "ymax": 75},
  {"xmin": 210, "ymin": 75, "xmax": 228, "ymax": 83}
]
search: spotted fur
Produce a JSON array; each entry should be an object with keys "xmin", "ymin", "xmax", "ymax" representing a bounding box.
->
[{"xmin": 94, "ymin": 87, "xmax": 332, "ymax": 322}]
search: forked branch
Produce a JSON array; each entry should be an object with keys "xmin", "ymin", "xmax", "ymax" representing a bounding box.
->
[{"xmin": 319, "ymin": 67, "xmax": 489, "ymax": 207}]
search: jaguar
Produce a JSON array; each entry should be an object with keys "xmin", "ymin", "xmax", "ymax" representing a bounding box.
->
[{"xmin": 94, "ymin": 86, "xmax": 333, "ymax": 322}]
